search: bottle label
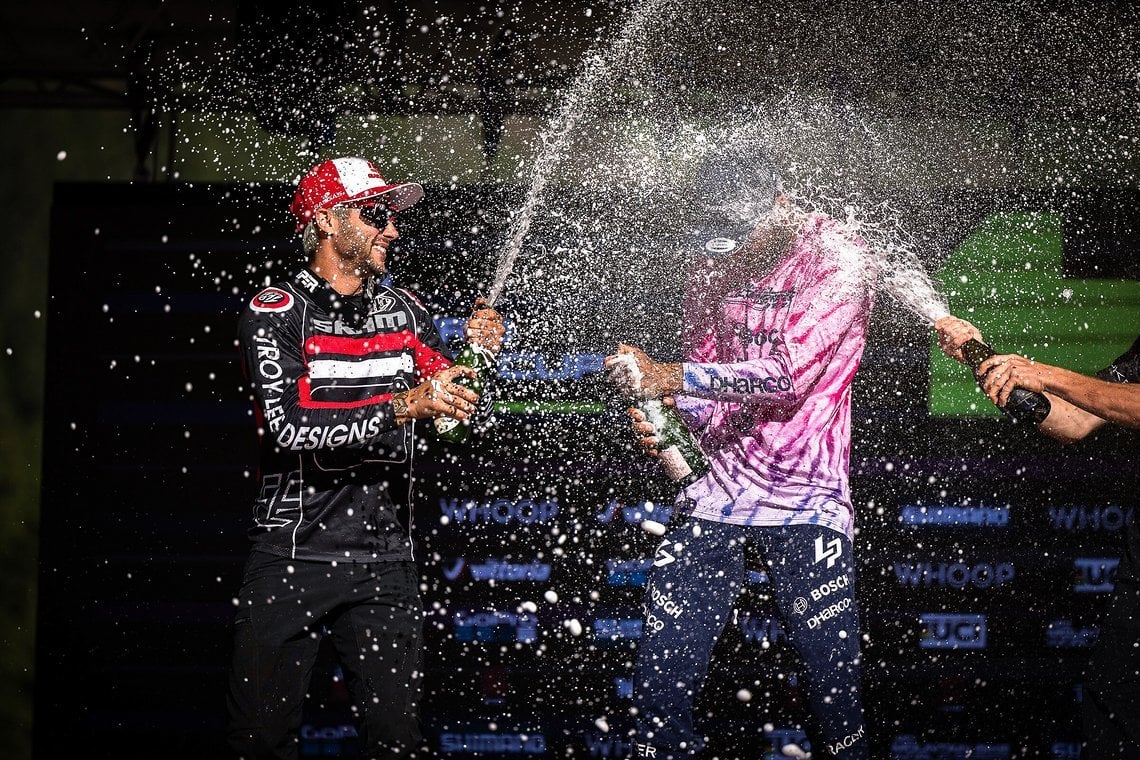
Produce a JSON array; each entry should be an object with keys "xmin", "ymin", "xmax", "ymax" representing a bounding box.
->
[
  {"xmin": 434, "ymin": 415, "xmax": 461, "ymax": 434},
  {"xmin": 659, "ymin": 445, "xmax": 693, "ymax": 482}
]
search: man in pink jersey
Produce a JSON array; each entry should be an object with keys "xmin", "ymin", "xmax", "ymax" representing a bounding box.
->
[{"xmin": 605, "ymin": 149, "xmax": 877, "ymax": 758}]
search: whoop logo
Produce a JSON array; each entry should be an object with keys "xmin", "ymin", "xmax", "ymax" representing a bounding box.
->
[{"xmin": 814, "ymin": 535, "xmax": 842, "ymax": 568}]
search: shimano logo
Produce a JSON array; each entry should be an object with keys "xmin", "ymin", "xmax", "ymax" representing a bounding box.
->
[
  {"xmin": 1073, "ymin": 558, "xmax": 1118, "ymax": 593},
  {"xmin": 893, "ymin": 562, "xmax": 1015, "ymax": 589},
  {"xmin": 1045, "ymin": 620, "xmax": 1099, "ymax": 649},
  {"xmin": 900, "ymin": 505, "xmax": 1010, "ymax": 527},
  {"xmin": 606, "ymin": 558, "xmax": 652, "ymax": 587},
  {"xmin": 440, "ymin": 497, "xmax": 559, "ymax": 525},
  {"xmin": 1050, "ymin": 505, "xmax": 1134, "ymax": 531},
  {"xmin": 453, "ymin": 610, "xmax": 538, "ymax": 643},
  {"xmin": 806, "ymin": 597, "xmax": 852, "ymax": 629},
  {"xmin": 439, "ymin": 733, "xmax": 546, "ymax": 754},
  {"xmin": 809, "ymin": 572, "xmax": 851, "ymax": 601},
  {"xmin": 919, "ymin": 613, "xmax": 987, "ymax": 650},
  {"xmin": 708, "ymin": 375, "xmax": 791, "ymax": 394},
  {"xmin": 595, "ymin": 618, "xmax": 642, "ymax": 640}
]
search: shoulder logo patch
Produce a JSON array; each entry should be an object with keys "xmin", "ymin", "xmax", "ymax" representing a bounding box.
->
[{"xmin": 250, "ymin": 287, "xmax": 294, "ymax": 313}]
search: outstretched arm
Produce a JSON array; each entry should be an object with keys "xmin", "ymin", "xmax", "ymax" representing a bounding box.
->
[
  {"xmin": 934, "ymin": 315, "xmax": 1135, "ymax": 442},
  {"xmin": 977, "ymin": 354, "xmax": 1140, "ymax": 441}
]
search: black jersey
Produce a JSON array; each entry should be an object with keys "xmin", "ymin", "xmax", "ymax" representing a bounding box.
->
[
  {"xmin": 237, "ymin": 268, "xmax": 453, "ymax": 562},
  {"xmin": 1096, "ymin": 335, "xmax": 1140, "ymax": 592},
  {"xmin": 1097, "ymin": 335, "xmax": 1140, "ymax": 386}
]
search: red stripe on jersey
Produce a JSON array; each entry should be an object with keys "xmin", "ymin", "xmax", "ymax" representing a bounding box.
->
[
  {"xmin": 305, "ymin": 333, "xmax": 414, "ymax": 356},
  {"xmin": 297, "ymin": 375, "xmax": 394, "ymax": 409},
  {"xmin": 417, "ymin": 345, "xmax": 453, "ymax": 379}
]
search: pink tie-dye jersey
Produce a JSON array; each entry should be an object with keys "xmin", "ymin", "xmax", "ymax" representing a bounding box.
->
[{"xmin": 674, "ymin": 214, "xmax": 877, "ymax": 539}]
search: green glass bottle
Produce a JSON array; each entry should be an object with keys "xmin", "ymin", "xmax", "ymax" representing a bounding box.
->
[
  {"xmin": 640, "ymin": 398, "xmax": 711, "ymax": 487},
  {"xmin": 959, "ymin": 338, "xmax": 1052, "ymax": 424},
  {"xmin": 433, "ymin": 343, "xmax": 496, "ymax": 443}
]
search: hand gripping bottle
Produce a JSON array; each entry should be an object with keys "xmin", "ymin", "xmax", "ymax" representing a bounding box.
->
[
  {"xmin": 639, "ymin": 397, "xmax": 711, "ymax": 487},
  {"xmin": 609, "ymin": 353, "xmax": 710, "ymax": 486},
  {"xmin": 959, "ymin": 338, "xmax": 1051, "ymax": 424},
  {"xmin": 433, "ymin": 342, "xmax": 496, "ymax": 443}
]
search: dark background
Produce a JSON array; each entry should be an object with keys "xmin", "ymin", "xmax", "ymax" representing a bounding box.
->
[{"xmin": 34, "ymin": 181, "xmax": 1135, "ymax": 759}]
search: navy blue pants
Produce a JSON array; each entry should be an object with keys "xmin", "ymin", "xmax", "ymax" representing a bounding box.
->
[{"xmin": 631, "ymin": 519, "xmax": 867, "ymax": 759}]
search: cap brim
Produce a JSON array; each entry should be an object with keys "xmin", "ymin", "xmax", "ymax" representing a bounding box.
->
[{"xmin": 370, "ymin": 182, "xmax": 424, "ymax": 211}]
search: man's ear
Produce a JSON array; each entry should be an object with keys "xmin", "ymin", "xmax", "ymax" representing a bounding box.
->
[{"xmin": 314, "ymin": 208, "xmax": 335, "ymax": 235}]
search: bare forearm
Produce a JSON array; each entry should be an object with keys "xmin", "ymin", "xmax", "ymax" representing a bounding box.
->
[{"xmin": 1043, "ymin": 366, "xmax": 1140, "ymax": 430}]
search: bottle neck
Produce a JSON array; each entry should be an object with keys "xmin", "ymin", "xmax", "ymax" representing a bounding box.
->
[{"xmin": 959, "ymin": 338, "xmax": 995, "ymax": 370}]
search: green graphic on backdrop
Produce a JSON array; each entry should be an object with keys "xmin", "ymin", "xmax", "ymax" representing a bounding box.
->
[{"xmin": 930, "ymin": 212, "xmax": 1140, "ymax": 417}]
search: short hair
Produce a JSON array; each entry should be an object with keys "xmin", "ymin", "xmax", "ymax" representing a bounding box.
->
[{"xmin": 301, "ymin": 207, "xmax": 352, "ymax": 260}]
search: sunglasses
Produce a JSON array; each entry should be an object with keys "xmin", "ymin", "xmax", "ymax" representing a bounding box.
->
[{"xmin": 340, "ymin": 202, "xmax": 397, "ymax": 229}]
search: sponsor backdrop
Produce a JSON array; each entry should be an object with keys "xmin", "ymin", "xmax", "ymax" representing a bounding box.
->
[{"xmin": 37, "ymin": 183, "xmax": 1137, "ymax": 758}]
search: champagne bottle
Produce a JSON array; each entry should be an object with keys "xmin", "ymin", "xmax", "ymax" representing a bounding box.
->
[
  {"xmin": 434, "ymin": 343, "xmax": 496, "ymax": 443},
  {"xmin": 959, "ymin": 338, "xmax": 1051, "ymax": 424},
  {"xmin": 640, "ymin": 398, "xmax": 711, "ymax": 487}
]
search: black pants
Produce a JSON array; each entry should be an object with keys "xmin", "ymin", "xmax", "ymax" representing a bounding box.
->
[
  {"xmin": 1083, "ymin": 523, "xmax": 1140, "ymax": 758},
  {"xmin": 226, "ymin": 551, "xmax": 424, "ymax": 760},
  {"xmin": 631, "ymin": 519, "xmax": 867, "ymax": 759}
]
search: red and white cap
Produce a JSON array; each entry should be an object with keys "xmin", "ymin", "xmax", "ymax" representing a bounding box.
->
[{"xmin": 289, "ymin": 157, "xmax": 424, "ymax": 231}]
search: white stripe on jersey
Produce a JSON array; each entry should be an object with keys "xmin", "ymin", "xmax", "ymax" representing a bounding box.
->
[{"xmin": 308, "ymin": 354, "xmax": 414, "ymax": 379}]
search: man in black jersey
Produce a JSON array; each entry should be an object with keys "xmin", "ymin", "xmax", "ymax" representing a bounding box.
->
[
  {"xmin": 226, "ymin": 157, "xmax": 505, "ymax": 759},
  {"xmin": 937, "ymin": 317, "xmax": 1140, "ymax": 757}
]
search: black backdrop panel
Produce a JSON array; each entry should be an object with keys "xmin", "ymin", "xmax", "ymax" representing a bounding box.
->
[{"xmin": 36, "ymin": 182, "xmax": 1134, "ymax": 759}]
